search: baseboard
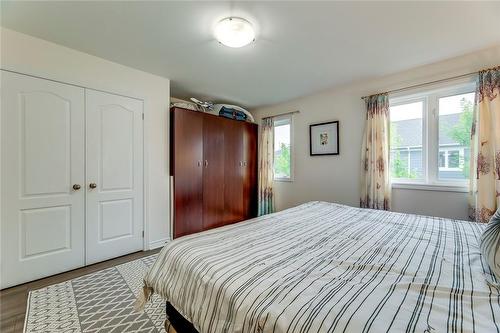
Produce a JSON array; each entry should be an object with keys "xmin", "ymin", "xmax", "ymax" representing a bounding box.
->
[{"xmin": 149, "ymin": 238, "xmax": 169, "ymax": 250}]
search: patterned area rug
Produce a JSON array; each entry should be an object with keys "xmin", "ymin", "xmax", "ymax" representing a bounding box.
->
[{"xmin": 25, "ymin": 255, "xmax": 165, "ymax": 332}]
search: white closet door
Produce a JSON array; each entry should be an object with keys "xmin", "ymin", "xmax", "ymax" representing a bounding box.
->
[
  {"xmin": 1, "ymin": 71, "xmax": 85, "ymax": 288},
  {"xmin": 85, "ymin": 89, "xmax": 144, "ymax": 265}
]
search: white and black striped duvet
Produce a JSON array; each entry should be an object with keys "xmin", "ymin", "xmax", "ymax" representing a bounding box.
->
[{"xmin": 143, "ymin": 201, "xmax": 500, "ymax": 332}]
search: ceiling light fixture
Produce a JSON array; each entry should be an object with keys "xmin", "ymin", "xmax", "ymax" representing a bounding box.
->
[{"xmin": 214, "ymin": 17, "xmax": 255, "ymax": 48}]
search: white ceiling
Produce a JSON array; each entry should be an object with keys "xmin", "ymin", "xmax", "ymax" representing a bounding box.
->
[{"xmin": 2, "ymin": 1, "xmax": 500, "ymax": 108}]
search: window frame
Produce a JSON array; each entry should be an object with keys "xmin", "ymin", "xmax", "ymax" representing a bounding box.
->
[
  {"xmin": 273, "ymin": 114, "xmax": 294, "ymax": 182},
  {"xmin": 389, "ymin": 78, "xmax": 475, "ymax": 192}
]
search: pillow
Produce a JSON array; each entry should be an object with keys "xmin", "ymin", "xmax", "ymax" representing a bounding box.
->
[{"xmin": 480, "ymin": 208, "xmax": 500, "ymax": 281}]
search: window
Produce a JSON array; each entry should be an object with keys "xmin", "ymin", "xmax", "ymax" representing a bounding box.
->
[
  {"xmin": 389, "ymin": 80, "xmax": 475, "ymax": 189},
  {"xmin": 438, "ymin": 149, "xmax": 462, "ymax": 170},
  {"xmin": 390, "ymin": 100, "xmax": 424, "ymax": 180},
  {"xmin": 273, "ymin": 115, "xmax": 293, "ymax": 181},
  {"xmin": 438, "ymin": 92, "xmax": 474, "ymax": 180}
]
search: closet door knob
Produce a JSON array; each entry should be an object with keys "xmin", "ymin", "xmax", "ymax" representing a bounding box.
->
[
  {"xmin": 72, "ymin": 184, "xmax": 81, "ymax": 191},
  {"xmin": 89, "ymin": 182, "xmax": 97, "ymax": 189},
  {"xmin": 204, "ymin": 160, "xmax": 208, "ymax": 167}
]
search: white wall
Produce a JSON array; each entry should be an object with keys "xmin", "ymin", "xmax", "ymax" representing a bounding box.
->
[
  {"xmin": 253, "ymin": 45, "xmax": 500, "ymax": 221},
  {"xmin": 1, "ymin": 28, "xmax": 171, "ymax": 248}
]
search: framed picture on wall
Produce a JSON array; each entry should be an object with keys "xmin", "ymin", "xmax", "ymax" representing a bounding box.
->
[{"xmin": 309, "ymin": 121, "xmax": 339, "ymax": 156}]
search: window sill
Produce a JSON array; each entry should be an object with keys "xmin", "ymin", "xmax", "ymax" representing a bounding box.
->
[
  {"xmin": 274, "ymin": 178, "xmax": 293, "ymax": 183},
  {"xmin": 392, "ymin": 183, "xmax": 468, "ymax": 193}
]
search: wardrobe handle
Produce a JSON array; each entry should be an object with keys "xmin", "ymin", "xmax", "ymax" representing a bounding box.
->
[
  {"xmin": 204, "ymin": 160, "xmax": 208, "ymax": 167},
  {"xmin": 243, "ymin": 161, "xmax": 247, "ymax": 167},
  {"xmin": 197, "ymin": 161, "xmax": 202, "ymax": 167},
  {"xmin": 239, "ymin": 161, "xmax": 243, "ymax": 166},
  {"xmin": 89, "ymin": 182, "xmax": 97, "ymax": 189},
  {"xmin": 72, "ymin": 184, "xmax": 81, "ymax": 191}
]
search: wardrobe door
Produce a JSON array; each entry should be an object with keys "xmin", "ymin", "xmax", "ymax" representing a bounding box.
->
[
  {"xmin": 1, "ymin": 71, "xmax": 85, "ymax": 288},
  {"xmin": 202, "ymin": 115, "xmax": 225, "ymax": 229},
  {"xmin": 224, "ymin": 119, "xmax": 244, "ymax": 224},
  {"xmin": 86, "ymin": 89, "xmax": 144, "ymax": 264},
  {"xmin": 243, "ymin": 123, "xmax": 258, "ymax": 219},
  {"xmin": 172, "ymin": 109, "xmax": 203, "ymax": 238}
]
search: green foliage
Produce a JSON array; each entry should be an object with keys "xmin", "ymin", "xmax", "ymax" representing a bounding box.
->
[
  {"xmin": 445, "ymin": 98, "xmax": 473, "ymax": 178},
  {"xmin": 390, "ymin": 123, "xmax": 417, "ymax": 179},
  {"xmin": 275, "ymin": 143, "xmax": 291, "ymax": 177},
  {"xmin": 392, "ymin": 150, "xmax": 416, "ymax": 179},
  {"xmin": 446, "ymin": 98, "xmax": 473, "ymax": 147}
]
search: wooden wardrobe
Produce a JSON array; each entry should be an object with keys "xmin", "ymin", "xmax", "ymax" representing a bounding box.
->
[{"xmin": 170, "ymin": 107, "xmax": 258, "ymax": 238}]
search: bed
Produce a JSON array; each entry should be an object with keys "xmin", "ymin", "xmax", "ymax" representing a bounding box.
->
[{"xmin": 140, "ymin": 201, "xmax": 500, "ymax": 332}]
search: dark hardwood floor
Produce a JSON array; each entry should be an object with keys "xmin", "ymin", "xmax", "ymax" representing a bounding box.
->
[{"xmin": 0, "ymin": 249, "xmax": 161, "ymax": 333}]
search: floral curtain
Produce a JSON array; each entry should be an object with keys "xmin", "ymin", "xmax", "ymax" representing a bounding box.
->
[
  {"xmin": 258, "ymin": 117, "xmax": 275, "ymax": 215},
  {"xmin": 360, "ymin": 93, "xmax": 391, "ymax": 210},
  {"xmin": 468, "ymin": 66, "xmax": 500, "ymax": 223}
]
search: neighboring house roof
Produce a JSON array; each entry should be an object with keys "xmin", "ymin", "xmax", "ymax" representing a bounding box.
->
[{"xmin": 392, "ymin": 113, "xmax": 461, "ymax": 148}]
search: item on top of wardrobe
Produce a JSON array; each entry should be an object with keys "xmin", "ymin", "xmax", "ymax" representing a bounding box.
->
[
  {"xmin": 218, "ymin": 106, "xmax": 248, "ymax": 121},
  {"xmin": 190, "ymin": 97, "xmax": 214, "ymax": 110},
  {"xmin": 175, "ymin": 97, "xmax": 255, "ymax": 123},
  {"xmin": 212, "ymin": 104, "xmax": 255, "ymax": 122},
  {"xmin": 170, "ymin": 101, "xmax": 206, "ymax": 112}
]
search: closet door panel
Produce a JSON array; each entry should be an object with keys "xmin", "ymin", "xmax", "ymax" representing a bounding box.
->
[
  {"xmin": 202, "ymin": 115, "xmax": 225, "ymax": 230},
  {"xmin": 223, "ymin": 119, "xmax": 244, "ymax": 224},
  {"xmin": 1, "ymin": 71, "xmax": 85, "ymax": 288},
  {"xmin": 172, "ymin": 109, "xmax": 203, "ymax": 238},
  {"xmin": 243, "ymin": 123, "xmax": 258, "ymax": 219},
  {"xmin": 86, "ymin": 89, "xmax": 144, "ymax": 264}
]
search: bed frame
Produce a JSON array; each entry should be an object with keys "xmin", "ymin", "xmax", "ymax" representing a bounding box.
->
[{"xmin": 166, "ymin": 302, "xmax": 199, "ymax": 333}]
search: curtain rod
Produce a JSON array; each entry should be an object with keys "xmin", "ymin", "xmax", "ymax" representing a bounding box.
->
[
  {"xmin": 360, "ymin": 71, "xmax": 477, "ymax": 100},
  {"xmin": 268, "ymin": 110, "xmax": 300, "ymax": 118}
]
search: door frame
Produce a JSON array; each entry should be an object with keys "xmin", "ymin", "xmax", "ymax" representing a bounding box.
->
[{"xmin": 1, "ymin": 69, "xmax": 150, "ymax": 254}]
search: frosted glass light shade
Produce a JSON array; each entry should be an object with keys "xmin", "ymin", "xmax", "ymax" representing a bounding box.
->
[{"xmin": 214, "ymin": 17, "xmax": 255, "ymax": 48}]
